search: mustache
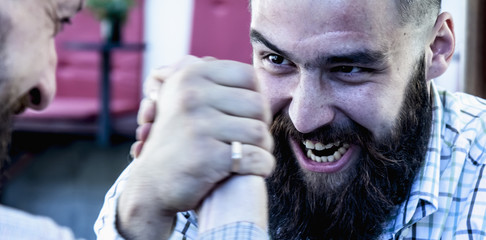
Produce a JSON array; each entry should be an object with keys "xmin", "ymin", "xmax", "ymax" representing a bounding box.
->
[
  {"xmin": 270, "ymin": 111, "xmax": 412, "ymax": 184},
  {"xmin": 271, "ymin": 113, "xmax": 366, "ymax": 140},
  {"xmin": 271, "ymin": 112, "xmax": 381, "ymax": 154}
]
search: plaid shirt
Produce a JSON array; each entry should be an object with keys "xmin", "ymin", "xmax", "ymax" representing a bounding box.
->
[
  {"xmin": 0, "ymin": 205, "xmax": 79, "ymax": 240},
  {"xmin": 381, "ymin": 83, "xmax": 486, "ymax": 240},
  {"xmin": 95, "ymin": 82, "xmax": 486, "ymax": 239}
]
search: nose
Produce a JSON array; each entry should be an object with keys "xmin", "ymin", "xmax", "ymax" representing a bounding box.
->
[
  {"xmin": 27, "ymin": 43, "xmax": 58, "ymax": 111},
  {"xmin": 289, "ymin": 71, "xmax": 335, "ymax": 133}
]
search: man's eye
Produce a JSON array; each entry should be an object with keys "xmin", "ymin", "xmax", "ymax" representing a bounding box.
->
[
  {"xmin": 54, "ymin": 17, "xmax": 72, "ymax": 35},
  {"xmin": 59, "ymin": 17, "xmax": 72, "ymax": 25},
  {"xmin": 266, "ymin": 54, "xmax": 291, "ymax": 65},
  {"xmin": 59, "ymin": 17, "xmax": 72, "ymax": 30},
  {"xmin": 331, "ymin": 66, "xmax": 363, "ymax": 74}
]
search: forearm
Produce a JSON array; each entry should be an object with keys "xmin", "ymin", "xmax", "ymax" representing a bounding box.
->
[{"xmin": 198, "ymin": 175, "xmax": 269, "ymax": 234}]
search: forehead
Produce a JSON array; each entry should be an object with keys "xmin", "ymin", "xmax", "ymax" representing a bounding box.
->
[
  {"xmin": 251, "ymin": 0, "xmax": 400, "ymax": 30},
  {"xmin": 0, "ymin": 0, "xmax": 82, "ymax": 18},
  {"xmin": 250, "ymin": 0, "xmax": 403, "ymax": 55},
  {"xmin": 16, "ymin": 0, "xmax": 82, "ymax": 16}
]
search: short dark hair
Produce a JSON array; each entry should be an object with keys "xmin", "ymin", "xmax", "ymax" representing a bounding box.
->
[
  {"xmin": 249, "ymin": 0, "xmax": 442, "ymax": 27},
  {"xmin": 397, "ymin": 0, "xmax": 442, "ymax": 26}
]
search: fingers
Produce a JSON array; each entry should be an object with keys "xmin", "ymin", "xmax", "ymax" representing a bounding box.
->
[
  {"xmin": 193, "ymin": 60, "xmax": 259, "ymax": 91},
  {"xmin": 230, "ymin": 144, "xmax": 276, "ymax": 178},
  {"xmin": 203, "ymin": 84, "xmax": 272, "ymax": 124},
  {"xmin": 166, "ymin": 63, "xmax": 271, "ymax": 124},
  {"xmin": 130, "ymin": 141, "xmax": 143, "ymax": 159},
  {"xmin": 144, "ymin": 55, "xmax": 210, "ymax": 98},
  {"xmin": 136, "ymin": 123, "xmax": 152, "ymax": 142},
  {"xmin": 137, "ymin": 99, "xmax": 156, "ymax": 125},
  {"xmin": 201, "ymin": 114, "xmax": 273, "ymax": 152}
]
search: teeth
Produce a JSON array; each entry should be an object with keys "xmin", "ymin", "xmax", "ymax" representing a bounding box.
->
[
  {"xmin": 338, "ymin": 147, "xmax": 347, "ymax": 154},
  {"xmin": 324, "ymin": 143, "xmax": 334, "ymax": 149},
  {"xmin": 333, "ymin": 151, "xmax": 342, "ymax": 160},
  {"xmin": 304, "ymin": 140, "xmax": 342, "ymax": 150},
  {"xmin": 305, "ymin": 140, "xmax": 315, "ymax": 149},
  {"xmin": 304, "ymin": 140, "xmax": 351, "ymax": 163}
]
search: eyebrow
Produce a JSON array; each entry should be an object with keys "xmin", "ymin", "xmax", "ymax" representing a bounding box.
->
[
  {"xmin": 324, "ymin": 51, "xmax": 389, "ymax": 66},
  {"xmin": 250, "ymin": 29, "xmax": 293, "ymax": 60},
  {"xmin": 250, "ymin": 28, "xmax": 389, "ymax": 67}
]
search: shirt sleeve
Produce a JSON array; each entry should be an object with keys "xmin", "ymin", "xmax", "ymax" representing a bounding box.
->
[
  {"xmin": 0, "ymin": 205, "xmax": 78, "ymax": 240},
  {"xmin": 93, "ymin": 164, "xmax": 200, "ymax": 240},
  {"xmin": 93, "ymin": 165, "xmax": 130, "ymax": 240},
  {"xmin": 197, "ymin": 222, "xmax": 269, "ymax": 240}
]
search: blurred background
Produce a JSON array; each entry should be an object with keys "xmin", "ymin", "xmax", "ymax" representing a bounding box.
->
[{"xmin": 0, "ymin": 0, "xmax": 479, "ymax": 239}]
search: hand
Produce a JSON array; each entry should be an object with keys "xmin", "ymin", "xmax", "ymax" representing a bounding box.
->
[
  {"xmin": 130, "ymin": 56, "xmax": 203, "ymax": 159},
  {"xmin": 117, "ymin": 57, "xmax": 275, "ymax": 239},
  {"xmin": 131, "ymin": 56, "xmax": 220, "ymax": 159}
]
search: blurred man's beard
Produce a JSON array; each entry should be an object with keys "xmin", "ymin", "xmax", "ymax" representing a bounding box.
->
[
  {"xmin": 0, "ymin": 107, "xmax": 13, "ymax": 188},
  {"xmin": 267, "ymin": 56, "xmax": 432, "ymax": 239},
  {"xmin": 0, "ymin": 89, "xmax": 28, "ymax": 188}
]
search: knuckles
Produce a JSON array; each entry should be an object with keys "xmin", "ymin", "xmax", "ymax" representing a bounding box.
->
[
  {"xmin": 246, "ymin": 93, "xmax": 269, "ymax": 122},
  {"xmin": 246, "ymin": 121, "xmax": 270, "ymax": 146},
  {"xmin": 177, "ymin": 87, "xmax": 204, "ymax": 114},
  {"xmin": 244, "ymin": 147, "xmax": 276, "ymax": 178}
]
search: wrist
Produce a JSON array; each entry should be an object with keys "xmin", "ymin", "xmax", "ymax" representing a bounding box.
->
[{"xmin": 116, "ymin": 191, "xmax": 176, "ymax": 240}]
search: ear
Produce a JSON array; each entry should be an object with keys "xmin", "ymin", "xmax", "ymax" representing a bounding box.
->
[{"xmin": 426, "ymin": 12, "xmax": 455, "ymax": 80}]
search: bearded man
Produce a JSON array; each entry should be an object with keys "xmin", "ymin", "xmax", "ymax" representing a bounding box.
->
[
  {"xmin": 0, "ymin": 0, "xmax": 86, "ymax": 238},
  {"xmin": 96, "ymin": 0, "xmax": 486, "ymax": 239}
]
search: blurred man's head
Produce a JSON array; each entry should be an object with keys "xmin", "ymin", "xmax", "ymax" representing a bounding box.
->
[
  {"xmin": 0, "ymin": 0, "xmax": 83, "ymax": 178},
  {"xmin": 250, "ymin": 0, "xmax": 454, "ymax": 238}
]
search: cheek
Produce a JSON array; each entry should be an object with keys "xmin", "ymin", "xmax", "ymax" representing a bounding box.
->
[
  {"xmin": 335, "ymin": 85, "xmax": 403, "ymax": 138},
  {"xmin": 257, "ymin": 69, "xmax": 297, "ymax": 115},
  {"xmin": 48, "ymin": 40, "xmax": 57, "ymax": 69}
]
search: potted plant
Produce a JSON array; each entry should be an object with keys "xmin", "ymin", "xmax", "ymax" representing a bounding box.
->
[{"xmin": 86, "ymin": 0, "xmax": 135, "ymax": 43}]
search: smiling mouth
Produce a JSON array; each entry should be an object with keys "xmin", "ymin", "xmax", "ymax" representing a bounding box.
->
[{"xmin": 302, "ymin": 140, "xmax": 350, "ymax": 163}]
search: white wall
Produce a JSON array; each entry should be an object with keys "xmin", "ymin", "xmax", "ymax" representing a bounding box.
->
[
  {"xmin": 435, "ymin": 0, "xmax": 467, "ymax": 92},
  {"xmin": 142, "ymin": 0, "xmax": 194, "ymax": 85}
]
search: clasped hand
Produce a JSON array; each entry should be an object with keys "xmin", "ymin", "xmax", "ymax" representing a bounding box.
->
[{"xmin": 117, "ymin": 56, "xmax": 275, "ymax": 239}]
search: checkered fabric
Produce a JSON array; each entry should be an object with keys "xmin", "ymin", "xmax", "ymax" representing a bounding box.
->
[
  {"xmin": 0, "ymin": 205, "xmax": 78, "ymax": 240},
  {"xmin": 382, "ymin": 83, "xmax": 486, "ymax": 240}
]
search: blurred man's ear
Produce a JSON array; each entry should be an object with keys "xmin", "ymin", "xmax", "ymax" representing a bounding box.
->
[{"xmin": 425, "ymin": 12, "xmax": 455, "ymax": 80}]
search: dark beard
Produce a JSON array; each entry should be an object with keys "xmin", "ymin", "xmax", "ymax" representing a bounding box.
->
[{"xmin": 267, "ymin": 56, "xmax": 432, "ymax": 239}]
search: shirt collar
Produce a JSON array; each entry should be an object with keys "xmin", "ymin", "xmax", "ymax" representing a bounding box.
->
[{"xmin": 386, "ymin": 82, "xmax": 443, "ymax": 235}]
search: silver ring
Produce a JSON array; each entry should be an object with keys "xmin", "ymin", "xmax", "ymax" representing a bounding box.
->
[{"xmin": 231, "ymin": 141, "xmax": 242, "ymax": 173}]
